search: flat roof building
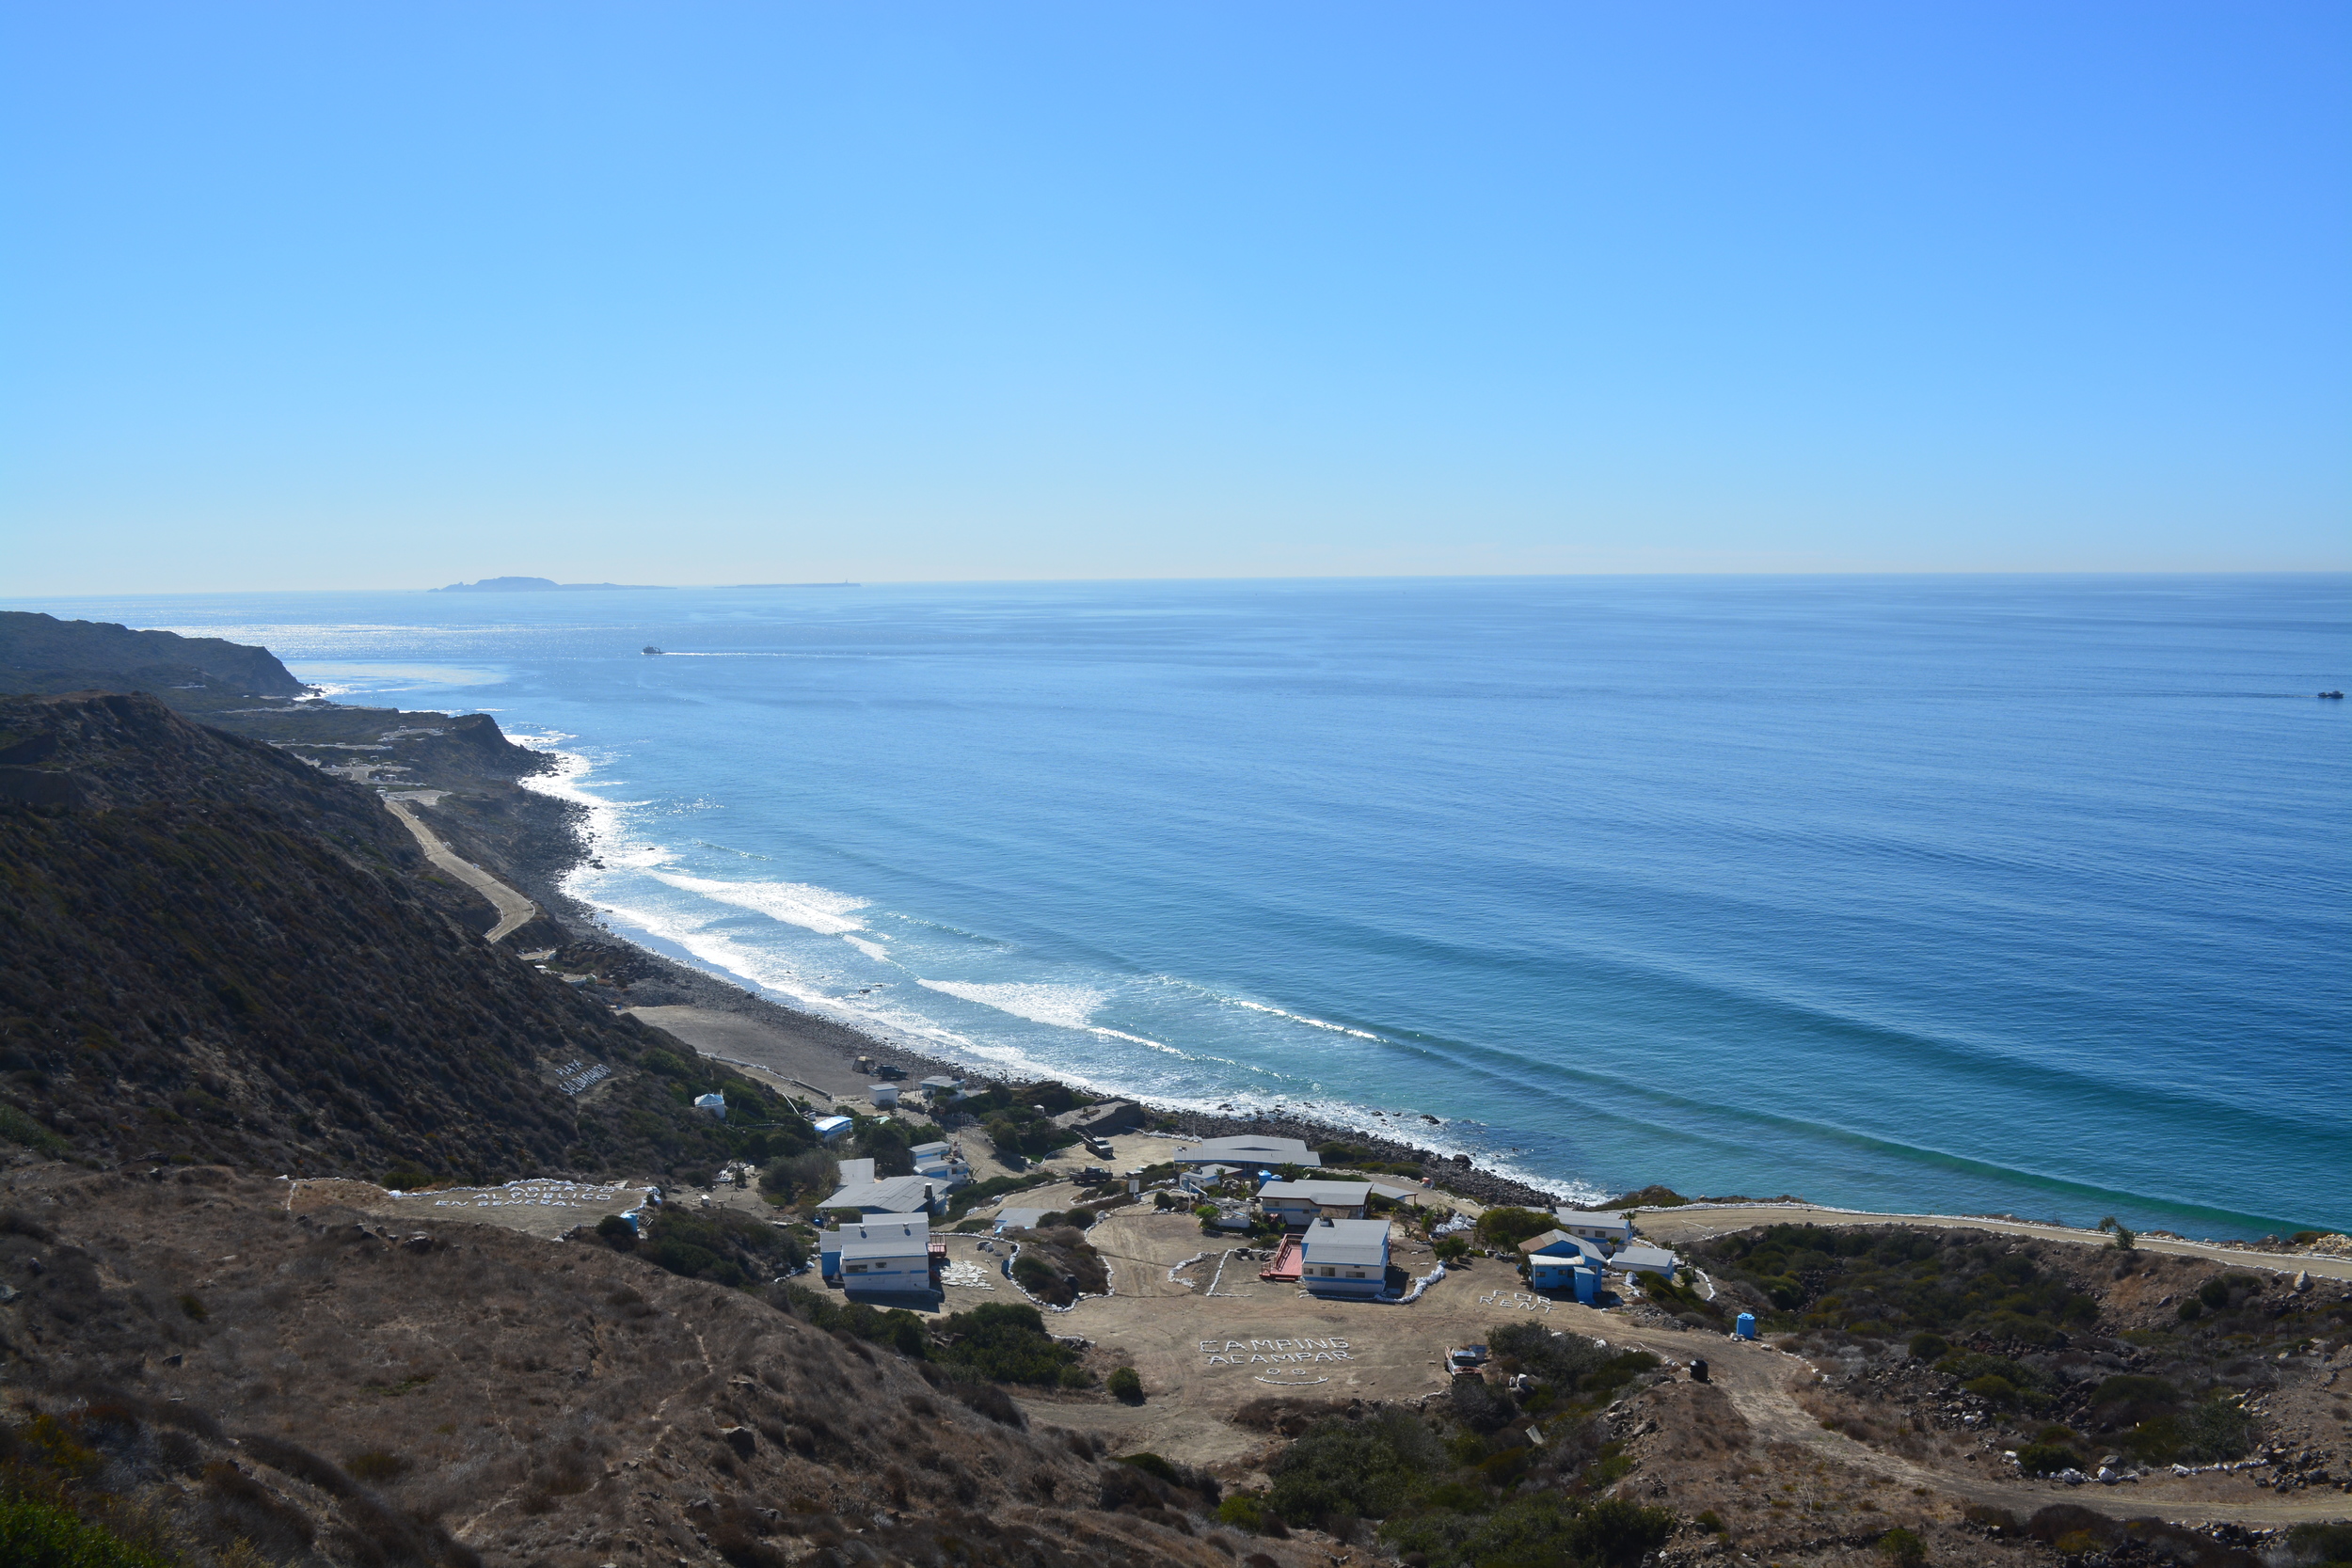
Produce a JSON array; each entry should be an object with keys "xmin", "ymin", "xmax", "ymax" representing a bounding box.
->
[
  {"xmin": 1552, "ymin": 1208, "xmax": 1636, "ymax": 1252},
  {"xmin": 822, "ymin": 1216, "xmax": 936, "ymax": 1297},
  {"xmin": 1258, "ymin": 1179, "xmax": 1373, "ymax": 1227},
  {"xmin": 820, "ymin": 1173, "xmax": 941, "ymax": 1216},
  {"xmin": 1172, "ymin": 1135, "xmax": 1321, "ymax": 1169},
  {"xmin": 1609, "ymin": 1243, "xmax": 1679, "ymax": 1277},
  {"xmin": 1299, "ymin": 1217, "xmax": 1390, "ymax": 1299}
]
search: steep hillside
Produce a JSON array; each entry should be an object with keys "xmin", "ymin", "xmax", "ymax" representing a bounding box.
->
[
  {"xmin": 0, "ymin": 1166, "xmax": 1263, "ymax": 1568},
  {"xmin": 0, "ymin": 691, "xmax": 807, "ymax": 1186}
]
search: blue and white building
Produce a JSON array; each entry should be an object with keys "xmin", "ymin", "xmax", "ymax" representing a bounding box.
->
[
  {"xmin": 1518, "ymin": 1229, "xmax": 1607, "ymax": 1303},
  {"xmin": 820, "ymin": 1216, "xmax": 936, "ymax": 1296},
  {"xmin": 1299, "ymin": 1217, "xmax": 1391, "ymax": 1298}
]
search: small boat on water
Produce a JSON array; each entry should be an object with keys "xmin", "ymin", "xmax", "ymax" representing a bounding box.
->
[
  {"xmin": 643, "ymin": 645, "xmax": 664, "ymax": 656},
  {"xmin": 2321, "ymin": 689, "xmax": 2344, "ymax": 699}
]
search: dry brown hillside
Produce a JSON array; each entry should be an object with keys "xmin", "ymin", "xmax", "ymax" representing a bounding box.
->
[{"xmin": 0, "ymin": 1164, "xmax": 1323, "ymax": 1568}]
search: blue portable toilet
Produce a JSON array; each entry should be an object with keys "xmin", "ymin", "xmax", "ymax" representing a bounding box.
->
[{"xmin": 1734, "ymin": 1312, "xmax": 1756, "ymax": 1339}]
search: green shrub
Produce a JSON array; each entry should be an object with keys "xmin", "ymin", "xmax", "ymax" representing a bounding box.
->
[
  {"xmin": 344, "ymin": 1449, "xmax": 411, "ymax": 1482},
  {"xmin": 1579, "ymin": 1350, "xmax": 1663, "ymax": 1402},
  {"xmin": 2175, "ymin": 1398, "xmax": 2253, "ymax": 1462},
  {"xmin": 1965, "ymin": 1374, "xmax": 2023, "ymax": 1407},
  {"xmin": 758, "ymin": 1148, "xmax": 838, "ymax": 1202},
  {"xmin": 1381, "ymin": 1493, "xmax": 1672, "ymax": 1568},
  {"xmin": 1472, "ymin": 1207, "xmax": 1558, "ymax": 1250},
  {"xmin": 2088, "ymin": 1373, "xmax": 2179, "ymax": 1428},
  {"xmin": 1487, "ymin": 1321, "xmax": 1609, "ymax": 1389},
  {"xmin": 2017, "ymin": 1441, "xmax": 2080, "ymax": 1476},
  {"xmin": 2176, "ymin": 1298, "xmax": 2203, "ymax": 1322},
  {"xmin": 1693, "ymin": 1509, "xmax": 1726, "ymax": 1535},
  {"xmin": 2197, "ymin": 1278, "xmax": 2230, "ymax": 1309},
  {"xmin": 1267, "ymin": 1409, "xmax": 1445, "ymax": 1523},
  {"xmin": 1908, "ymin": 1332, "xmax": 1948, "ymax": 1361},
  {"xmin": 934, "ymin": 1301, "xmax": 1078, "ymax": 1386},
  {"xmin": 1701, "ymin": 1224, "xmax": 2097, "ymax": 1340},
  {"xmin": 1216, "ymin": 1495, "xmax": 1270, "ymax": 1531},
  {"xmin": 0, "ymin": 1103, "xmax": 67, "ymax": 1155},
  {"xmin": 0, "ymin": 1494, "xmax": 172, "ymax": 1568},
  {"xmin": 781, "ymin": 1285, "xmax": 930, "ymax": 1355},
  {"xmin": 1107, "ymin": 1367, "xmax": 1144, "ymax": 1402},
  {"xmin": 1879, "ymin": 1526, "xmax": 1928, "ymax": 1565},
  {"xmin": 2284, "ymin": 1522, "xmax": 2352, "ymax": 1568},
  {"xmin": 1115, "ymin": 1451, "xmax": 1177, "ymax": 1483},
  {"xmin": 636, "ymin": 1206, "xmax": 803, "ymax": 1288}
]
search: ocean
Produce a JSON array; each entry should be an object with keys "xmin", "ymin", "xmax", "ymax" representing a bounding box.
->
[{"xmin": 12, "ymin": 576, "xmax": 2345, "ymax": 1237}]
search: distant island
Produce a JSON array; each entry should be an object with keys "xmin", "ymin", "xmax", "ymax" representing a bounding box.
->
[
  {"xmin": 431, "ymin": 576, "xmax": 670, "ymax": 593},
  {"xmin": 430, "ymin": 577, "xmax": 858, "ymax": 592}
]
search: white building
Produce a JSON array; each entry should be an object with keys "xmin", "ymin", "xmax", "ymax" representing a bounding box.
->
[
  {"xmin": 824, "ymin": 1216, "xmax": 935, "ymax": 1295},
  {"xmin": 1300, "ymin": 1217, "xmax": 1391, "ymax": 1298},
  {"xmin": 1552, "ymin": 1208, "xmax": 1636, "ymax": 1253},
  {"xmin": 1257, "ymin": 1179, "xmax": 1373, "ymax": 1227},
  {"xmin": 1608, "ymin": 1243, "xmax": 1679, "ymax": 1277},
  {"xmin": 910, "ymin": 1141, "xmax": 970, "ymax": 1190}
]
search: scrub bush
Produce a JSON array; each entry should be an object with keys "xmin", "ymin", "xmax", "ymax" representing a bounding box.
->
[
  {"xmin": 1472, "ymin": 1208, "xmax": 1557, "ymax": 1250},
  {"xmin": 933, "ymin": 1302, "xmax": 1078, "ymax": 1386}
]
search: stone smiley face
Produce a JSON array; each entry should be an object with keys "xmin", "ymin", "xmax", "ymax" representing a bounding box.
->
[{"xmin": 1199, "ymin": 1336, "xmax": 1354, "ymax": 1367}]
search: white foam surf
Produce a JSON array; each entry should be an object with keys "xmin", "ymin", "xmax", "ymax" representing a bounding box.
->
[
  {"xmin": 1224, "ymin": 996, "xmax": 1383, "ymax": 1041},
  {"xmin": 915, "ymin": 980, "xmax": 1178, "ymax": 1052},
  {"xmin": 842, "ymin": 935, "xmax": 891, "ymax": 960},
  {"xmin": 649, "ymin": 873, "xmax": 870, "ymax": 935}
]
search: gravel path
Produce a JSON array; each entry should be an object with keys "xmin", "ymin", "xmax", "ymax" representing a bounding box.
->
[{"xmin": 386, "ymin": 795, "xmax": 541, "ymax": 942}]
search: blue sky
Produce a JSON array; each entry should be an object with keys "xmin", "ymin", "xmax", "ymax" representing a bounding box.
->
[{"xmin": 3, "ymin": 2, "xmax": 2344, "ymax": 590}]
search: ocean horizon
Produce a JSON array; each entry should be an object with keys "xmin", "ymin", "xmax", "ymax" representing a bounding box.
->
[{"xmin": 10, "ymin": 574, "xmax": 2345, "ymax": 1238}]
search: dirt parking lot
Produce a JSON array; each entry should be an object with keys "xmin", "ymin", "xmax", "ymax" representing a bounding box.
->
[{"xmin": 985, "ymin": 1208, "xmax": 1692, "ymax": 1466}]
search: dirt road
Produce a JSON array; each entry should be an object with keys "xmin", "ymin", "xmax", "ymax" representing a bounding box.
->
[{"xmin": 384, "ymin": 794, "xmax": 539, "ymax": 942}]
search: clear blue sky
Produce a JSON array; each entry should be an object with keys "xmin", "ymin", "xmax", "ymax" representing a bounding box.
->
[{"xmin": 3, "ymin": 2, "xmax": 2344, "ymax": 591}]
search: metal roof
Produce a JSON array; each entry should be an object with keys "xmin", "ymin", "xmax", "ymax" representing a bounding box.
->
[
  {"xmin": 822, "ymin": 1174, "xmax": 938, "ymax": 1213},
  {"xmin": 834, "ymin": 1216, "xmax": 930, "ymax": 1262},
  {"xmin": 1611, "ymin": 1243, "xmax": 1679, "ymax": 1273},
  {"xmin": 1518, "ymin": 1229, "xmax": 1607, "ymax": 1261},
  {"xmin": 1300, "ymin": 1218, "xmax": 1391, "ymax": 1268},
  {"xmin": 1173, "ymin": 1135, "xmax": 1322, "ymax": 1167},
  {"xmin": 1258, "ymin": 1180, "xmax": 1373, "ymax": 1206}
]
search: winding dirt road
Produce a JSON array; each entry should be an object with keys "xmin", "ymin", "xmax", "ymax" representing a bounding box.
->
[{"xmin": 384, "ymin": 794, "xmax": 540, "ymax": 942}]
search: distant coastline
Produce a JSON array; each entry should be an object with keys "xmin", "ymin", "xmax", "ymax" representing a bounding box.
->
[{"xmin": 430, "ymin": 576, "xmax": 858, "ymax": 592}]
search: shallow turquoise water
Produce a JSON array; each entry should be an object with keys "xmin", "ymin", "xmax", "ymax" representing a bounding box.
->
[{"xmin": 14, "ymin": 577, "xmax": 2345, "ymax": 1236}]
